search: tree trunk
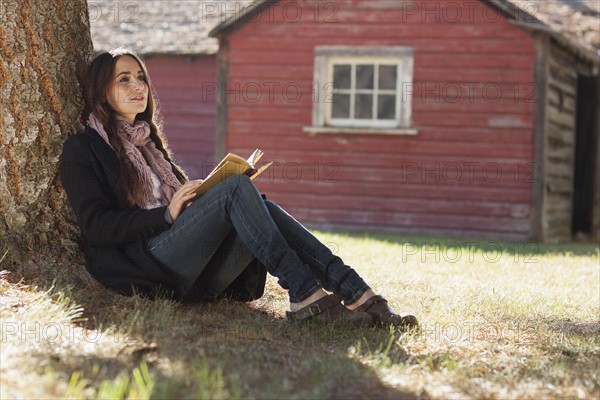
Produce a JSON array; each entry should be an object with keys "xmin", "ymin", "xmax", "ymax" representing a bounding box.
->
[{"xmin": 0, "ymin": 0, "xmax": 92, "ymax": 277}]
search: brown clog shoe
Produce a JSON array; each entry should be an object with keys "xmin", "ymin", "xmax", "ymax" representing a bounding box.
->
[
  {"xmin": 286, "ymin": 294, "xmax": 373, "ymax": 327},
  {"xmin": 354, "ymin": 295, "xmax": 419, "ymax": 330}
]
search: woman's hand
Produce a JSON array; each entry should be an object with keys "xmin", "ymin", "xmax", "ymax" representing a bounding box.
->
[{"xmin": 167, "ymin": 180, "xmax": 203, "ymax": 222}]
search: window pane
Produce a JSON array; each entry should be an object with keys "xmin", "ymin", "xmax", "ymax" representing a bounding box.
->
[
  {"xmin": 333, "ymin": 65, "xmax": 351, "ymax": 89},
  {"xmin": 377, "ymin": 95, "xmax": 396, "ymax": 120},
  {"xmin": 355, "ymin": 94, "xmax": 373, "ymax": 119},
  {"xmin": 379, "ymin": 65, "xmax": 397, "ymax": 90},
  {"xmin": 356, "ymin": 65, "xmax": 374, "ymax": 90},
  {"xmin": 331, "ymin": 93, "xmax": 350, "ymax": 118}
]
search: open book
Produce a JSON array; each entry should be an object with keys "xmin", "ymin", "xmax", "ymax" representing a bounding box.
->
[{"xmin": 192, "ymin": 149, "xmax": 272, "ymax": 199}]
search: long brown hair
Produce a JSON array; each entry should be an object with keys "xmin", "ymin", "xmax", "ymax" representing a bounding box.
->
[{"xmin": 83, "ymin": 48, "xmax": 188, "ymax": 207}]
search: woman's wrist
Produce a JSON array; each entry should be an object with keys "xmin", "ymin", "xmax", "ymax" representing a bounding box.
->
[{"xmin": 164, "ymin": 207, "xmax": 174, "ymax": 224}]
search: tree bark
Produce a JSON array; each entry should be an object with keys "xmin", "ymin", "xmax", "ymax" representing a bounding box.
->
[{"xmin": 0, "ymin": 0, "xmax": 92, "ymax": 275}]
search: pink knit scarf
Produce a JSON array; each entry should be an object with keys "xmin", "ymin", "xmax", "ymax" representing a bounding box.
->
[{"xmin": 88, "ymin": 113, "xmax": 182, "ymax": 209}]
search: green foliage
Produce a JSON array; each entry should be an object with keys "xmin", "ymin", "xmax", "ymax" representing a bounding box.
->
[
  {"xmin": 351, "ymin": 325, "xmax": 401, "ymax": 368},
  {"xmin": 154, "ymin": 354, "xmax": 240, "ymax": 400},
  {"xmin": 65, "ymin": 361, "xmax": 154, "ymax": 400}
]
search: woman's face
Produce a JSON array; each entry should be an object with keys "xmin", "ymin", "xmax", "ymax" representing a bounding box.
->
[{"xmin": 106, "ymin": 55, "xmax": 149, "ymax": 123}]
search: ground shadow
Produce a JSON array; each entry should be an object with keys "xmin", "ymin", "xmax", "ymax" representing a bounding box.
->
[
  {"xmin": 539, "ymin": 318, "xmax": 600, "ymax": 340},
  {"xmin": 4, "ymin": 268, "xmax": 424, "ymax": 400}
]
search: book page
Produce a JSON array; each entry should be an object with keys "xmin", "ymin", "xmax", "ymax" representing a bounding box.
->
[
  {"xmin": 247, "ymin": 149, "xmax": 263, "ymax": 166},
  {"xmin": 250, "ymin": 161, "xmax": 273, "ymax": 180}
]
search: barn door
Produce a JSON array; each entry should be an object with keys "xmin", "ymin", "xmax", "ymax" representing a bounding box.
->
[{"xmin": 571, "ymin": 74, "xmax": 599, "ymax": 235}]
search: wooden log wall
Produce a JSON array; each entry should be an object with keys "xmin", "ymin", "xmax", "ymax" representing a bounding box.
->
[{"xmin": 542, "ymin": 41, "xmax": 578, "ymax": 241}]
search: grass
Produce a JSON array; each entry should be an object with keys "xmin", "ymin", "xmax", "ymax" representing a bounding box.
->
[{"xmin": 0, "ymin": 232, "xmax": 598, "ymax": 399}]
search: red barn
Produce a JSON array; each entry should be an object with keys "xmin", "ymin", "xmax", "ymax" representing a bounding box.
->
[
  {"xmin": 209, "ymin": 0, "xmax": 600, "ymax": 242},
  {"xmin": 90, "ymin": 0, "xmax": 253, "ymax": 177}
]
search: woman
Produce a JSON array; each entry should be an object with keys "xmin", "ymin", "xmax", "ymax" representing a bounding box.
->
[{"xmin": 60, "ymin": 48, "xmax": 418, "ymax": 329}]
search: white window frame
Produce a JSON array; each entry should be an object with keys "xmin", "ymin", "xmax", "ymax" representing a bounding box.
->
[{"xmin": 305, "ymin": 46, "xmax": 416, "ymax": 136}]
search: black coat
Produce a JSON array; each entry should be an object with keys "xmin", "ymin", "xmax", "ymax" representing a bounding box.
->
[{"xmin": 60, "ymin": 126, "xmax": 266, "ymax": 300}]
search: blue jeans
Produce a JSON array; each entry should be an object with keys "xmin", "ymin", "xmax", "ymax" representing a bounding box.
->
[{"xmin": 147, "ymin": 174, "xmax": 369, "ymax": 303}]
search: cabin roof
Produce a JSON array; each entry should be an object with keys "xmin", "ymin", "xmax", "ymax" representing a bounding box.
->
[
  {"xmin": 89, "ymin": 0, "xmax": 254, "ymax": 55},
  {"xmin": 209, "ymin": 0, "xmax": 599, "ymax": 62}
]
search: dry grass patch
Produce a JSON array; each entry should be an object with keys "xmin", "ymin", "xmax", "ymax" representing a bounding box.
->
[{"xmin": 0, "ymin": 233, "xmax": 598, "ymax": 399}]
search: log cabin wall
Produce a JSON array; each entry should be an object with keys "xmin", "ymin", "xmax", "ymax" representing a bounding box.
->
[{"xmin": 541, "ymin": 40, "xmax": 578, "ymax": 241}]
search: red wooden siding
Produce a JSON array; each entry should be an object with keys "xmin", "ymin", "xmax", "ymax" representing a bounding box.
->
[
  {"xmin": 144, "ymin": 55, "xmax": 217, "ymax": 178},
  {"xmin": 222, "ymin": 0, "xmax": 538, "ymax": 240}
]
